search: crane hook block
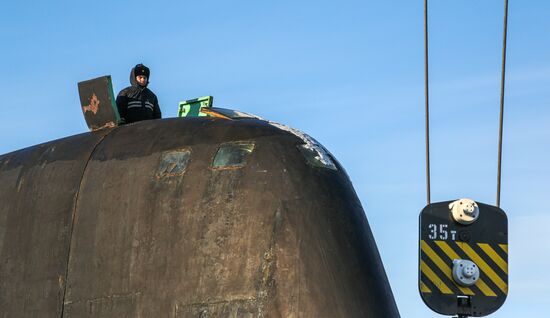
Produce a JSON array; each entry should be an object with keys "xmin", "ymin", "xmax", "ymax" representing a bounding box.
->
[{"xmin": 418, "ymin": 199, "xmax": 508, "ymax": 317}]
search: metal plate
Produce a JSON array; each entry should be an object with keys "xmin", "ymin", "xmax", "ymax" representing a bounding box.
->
[
  {"xmin": 78, "ymin": 75, "xmax": 120, "ymax": 130},
  {"xmin": 419, "ymin": 200, "xmax": 508, "ymax": 317}
]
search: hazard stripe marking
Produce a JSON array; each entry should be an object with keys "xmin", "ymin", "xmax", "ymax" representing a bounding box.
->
[
  {"xmin": 478, "ymin": 243, "xmax": 508, "ymax": 274},
  {"xmin": 456, "ymin": 242, "xmax": 508, "ymax": 294},
  {"xmin": 421, "ymin": 241, "xmax": 474, "ymax": 295},
  {"xmin": 420, "ymin": 260, "xmax": 453, "ymax": 294},
  {"xmin": 434, "ymin": 241, "xmax": 497, "ymax": 297},
  {"xmin": 420, "ymin": 281, "xmax": 432, "ymax": 293},
  {"xmin": 499, "ymin": 244, "xmax": 508, "ymax": 254},
  {"xmin": 474, "ymin": 277, "xmax": 499, "ymax": 297}
]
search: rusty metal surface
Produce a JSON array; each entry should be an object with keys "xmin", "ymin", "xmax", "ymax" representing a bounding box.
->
[
  {"xmin": 1, "ymin": 118, "xmax": 399, "ymax": 317},
  {"xmin": 0, "ymin": 130, "xmax": 111, "ymax": 317}
]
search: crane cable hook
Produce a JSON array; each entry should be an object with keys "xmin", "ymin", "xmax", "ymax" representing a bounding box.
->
[{"xmin": 423, "ymin": 0, "xmax": 510, "ymax": 208}]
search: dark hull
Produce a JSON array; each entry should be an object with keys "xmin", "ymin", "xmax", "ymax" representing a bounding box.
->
[{"xmin": 0, "ymin": 118, "xmax": 399, "ymax": 317}]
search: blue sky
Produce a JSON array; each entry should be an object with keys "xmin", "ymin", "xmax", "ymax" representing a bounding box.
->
[{"xmin": 1, "ymin": 1, "xmax": 549, "ymax": 317}]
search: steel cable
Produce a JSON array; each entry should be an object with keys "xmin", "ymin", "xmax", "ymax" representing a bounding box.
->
[
  {"xmin": 496, "ymin": 0, "xmax": 509, "ymax": 208},
  {"xmin": 424, "ymin": 0, "xmax": 509, "ymax": 207},
  {"xmin": 424, "ymin": 0, "xmax": 431, "ymax": 205}
]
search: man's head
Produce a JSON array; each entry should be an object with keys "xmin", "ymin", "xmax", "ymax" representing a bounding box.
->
[{"xmin": 134, "ymin": 63, "xmax": 150, "ymax": 87}]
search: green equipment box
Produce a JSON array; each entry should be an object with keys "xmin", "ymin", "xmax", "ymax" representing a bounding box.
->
[{"xmin": 178, "ymin": 96, "xmax": 213, "ymax": 117}]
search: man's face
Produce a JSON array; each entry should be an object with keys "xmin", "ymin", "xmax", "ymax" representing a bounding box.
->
[{"xmin": 136, "ymin": 75, "xmax": 147, "ymax": 86}]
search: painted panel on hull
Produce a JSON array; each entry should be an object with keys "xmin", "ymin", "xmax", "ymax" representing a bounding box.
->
[
  {"xmin": 156, "ymin": 149, "xmax": 191, "ymax": 177},
  {"xmin": 0, "ymin": 130, "xmax": 111, "ymax": 317}
]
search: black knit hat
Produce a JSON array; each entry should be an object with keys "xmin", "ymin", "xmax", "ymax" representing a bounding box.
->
[{"xmin": 134, "ymin": 63, "xmax": 150, "ymax": 78}]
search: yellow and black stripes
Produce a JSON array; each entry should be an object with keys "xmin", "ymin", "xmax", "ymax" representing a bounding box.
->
[
  {"xmin": 434, "ymin": 241, "xmax": 497, "ymax": 297},
  {"xmin": 420, "ymin": 240, "xmax": 508, "ymax": 297},
  {"xmin": 421, "ymin": 241, "xmax": 474, "ymax": 295}
]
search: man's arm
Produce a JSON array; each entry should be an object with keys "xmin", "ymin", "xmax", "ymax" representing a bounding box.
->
[
  {"xmin": 153, "ymin": 96, "xmax": 162, "ymax": 119},
  {"xmin": 116, "ymin": 93, "xmax": 128, "ymax": 124}
]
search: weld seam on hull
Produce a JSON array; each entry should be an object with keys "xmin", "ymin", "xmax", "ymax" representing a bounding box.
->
[{"xmin": 59, "ymin": 129, "xmax": 114, "ymax": 318}]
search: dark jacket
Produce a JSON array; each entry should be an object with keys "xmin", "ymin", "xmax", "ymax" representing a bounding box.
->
[{"xmin": 116, "ymin": 69, "xmax": 161, "ymax": 124}]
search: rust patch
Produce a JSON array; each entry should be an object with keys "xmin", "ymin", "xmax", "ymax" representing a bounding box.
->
[
  {"xmin": 200, "ymin": 108, "xmax": 233, "ymax": 120},
  {"xmin": 82, "ymin": 93, "xmax": 100, "ymax": 115},
  {"xmin": 91, "ymin": 121, "xmax": 116, "ymax": 131}
]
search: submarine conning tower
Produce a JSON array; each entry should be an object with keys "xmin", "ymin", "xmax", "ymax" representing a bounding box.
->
[{"xmin": 0, "ymin": 116, "xmax": 400, "ymax": 317}]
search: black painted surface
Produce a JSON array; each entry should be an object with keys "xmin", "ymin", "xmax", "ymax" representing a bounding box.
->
[
  {"xmin": 0, "ymin": 130, "xmax": 110, "ymax": 317},
  {"xmin": 1, "ymin": 118, "xmax": 400, "ymax": 317}
]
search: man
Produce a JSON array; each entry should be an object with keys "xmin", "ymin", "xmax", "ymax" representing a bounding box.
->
[{"xmin": 116, "ymin": 63, "xmax": 162, "ymax": 124}]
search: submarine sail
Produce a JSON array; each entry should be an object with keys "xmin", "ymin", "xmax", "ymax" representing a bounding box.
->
[{"xmin": 0, "ymin": 117, "xmax": 400, "ymax": 317}]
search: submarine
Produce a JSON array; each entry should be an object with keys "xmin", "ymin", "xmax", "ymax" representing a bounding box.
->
[{"xmin": 0, "ymin": 83, "xmax": 400, "ymax": 317}]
